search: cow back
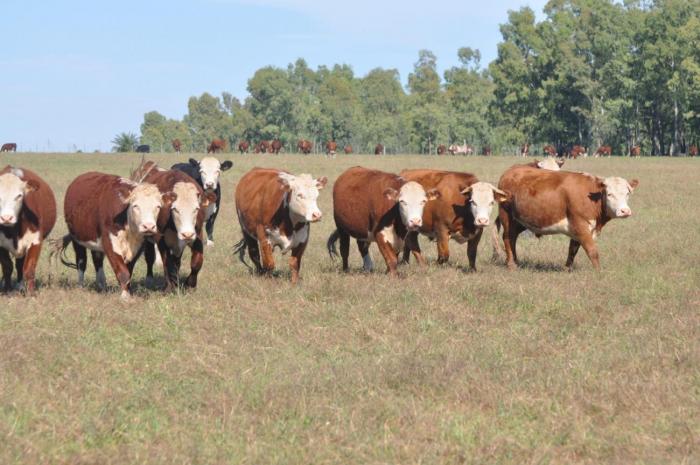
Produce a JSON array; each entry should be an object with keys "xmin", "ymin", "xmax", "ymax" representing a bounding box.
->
[{"xmin": 235, "ymin": 168, "xmax": 290, "ymax": 234}]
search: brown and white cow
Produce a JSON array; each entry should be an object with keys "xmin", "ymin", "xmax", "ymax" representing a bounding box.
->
[
  {"xmin": 344, "ymin": 145, "xmax": 353, "ymax": 154},
  {"xmin": 496, "ymin": 164, "xmax": 639, "ymax": 270},
  {"xmin": 437, "ymin": 144, "xmax": 447, "ymax": 155},
  {"xmin": 131, "ymin": 161, "xmax": 216, "ymax": 290},
  {"xmin": 208, "ymin": 139, "xmax": 226, "ymax": 154},
  {"xmin": 688, "ymin": 145, "xmax": 698, "ymax": 157},
  {"xmin": 234, "ymin": 168, "xmax": 327, "ymax": 283},
  {"xmin": 270, "ymin": 139, "xmax": 283, "ymax": 154},
  {"xmin": 400, "ymin": 169, "xmax": 507, "ymax": 270},
  {"xmin": 527, "ymin": 158, "xmax": 565, "ymax": 171},
  {"xmin": 520, "ymin": 143, "xmax": 530, "ymax": 157},
  {"xmin": 374, "ymin": 144, "xmax": 384, "ymax": 155},
  {"xmin": 238, "ymin": 140, "xmax": 250, "ymax": 154},
  {"xmin": 325, "ymin": 141, "xmax": 337, "ymax": 157},
  {"xmin": 172, "ymin": 139, "xmax": 182, "ymax": 153},
  {"xmin": 59, "ymin": 172, "xmax": 175, "ymax": 300},
  {"xmin": 630, "ymin": 146, "xmax": 641, "ymax": 157},
  {"xmin": 327, "ymin": 167, "xmax": 440, "ymax": 275},
  {"xmin": 595, "ymin": 145, "xmax": 612, "ymax": 157},
  {"xmin": 297, "ymin": 139, "xmax": 313, "ymax": 154},
  {"xmin": 448, "ymin": 144, "xmax": 473, "ymax": 155},
  {"xmin": 543, "ymin": 145, "xmax": 557, "ymax": 157},
  {"xmin": 1, "ymin": 143, "xmax": 17, "ymax": 152},
  {"xmin": 0, "ymin": 166, "xmax": 56, "ymax": 294}
]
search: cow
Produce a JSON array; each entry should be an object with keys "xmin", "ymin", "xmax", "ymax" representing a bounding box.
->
[
  {"xmin": 238, "ymin": 140, "xmax": 250, "ymax": 154},
  {"xmin": 595, "ymin": 145, "xmax": 612, "ymax": 157},
  {"xmin": 528, "ymin": 158, "xmax": 565, "ymax": 171},
  {"xmin": 570, "ymin": 145, "xmax": 587, "ymax": 159},
  {"xmin": 136, "ymin": 144, "xmax": 150, "ymax": 153},
  {"xmin": 630, "ymin": 146, "xmax": 641, "ymax": 157},
  {"xmin": 58, "ymin": 172, "xmax": 174, "ymax": 301},
  {"xmin": 325, "ymin": 141, "xmax": 338, "ymax": 157},
  {"xmin": 496, "ymin": 164, "xmax": 639, "ymax": 271},
  {"xmin": 399, "ymin": 169, "xmax": 508, "ymax": 270},
  {"xmin": 171, "ymin": 157, "xmax": 233, "ymax": 246},
  {"xmin": 254, "ymin": 140, "xmax": 270, "ymax": 154},
  {"xmin": 448, "ymin": 144, "xmax": 473, "ymax": 155},
  {"xmin": 233, "ymin": 168, "xmax": 327, "ymax": 284},
  {"xmin": 297, "ymin": 139, "xmax": 313, "ymax": 154},
  {"xmin": 543, "ymin": 145, "xmax": 557, "ymax": 157},
  {"xmin": 437, "ymin": 144, "xmax": 447, "ymax": 155},
  {"xmin": 344, "ymin": 145, "xmax": 353, "ymax": 154},
  {"xmin": 481, "ymin": 146, "xmax": 492, "ymax": 156},
  {"xmin": 1, "ymin": 143, "xmax": 17, "ymax": 152},
  {"xmin": 0, "ymin": 166, "xmax": 56, "ymax": 294},
  {"xmin": 327, "ymin": 166, "xmax": 440, "ymax": 276},
  {"xmin": 172, "ymin": 139, "xmax": 182, "ymax": 154},
  {"xmin": 520, "ymin": 143, "xmax": 530, "ymax": 157},
  {"xmin": 130, "ymin": 161, "xmax": 216, "ymax": 290},
  {"xmin": 270, "ymin": 139, "xmax": 283, "ymax": 154},
  {"xmin": 374, "ymin": 144, "xmax": 384, "ymax": 155},
  {"xmin": 207, "ymin": 139, "xmax": 226, "ymax": 154},
  {"xmin": 690, "ymin": 145, "xmax": 699, "ymax": 157}
]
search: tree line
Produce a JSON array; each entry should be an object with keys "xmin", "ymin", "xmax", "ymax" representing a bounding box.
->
[{"xmin": 121, "ymin": 0, "xmax": 700, "ymax": 156}]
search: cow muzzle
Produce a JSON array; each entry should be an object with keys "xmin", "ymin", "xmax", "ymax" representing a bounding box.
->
[
  {"xmin": 475, "ymin": 217, "xmax": 490, "ymax": 227},
  {"xmin": 140, "ymin": 223, "xmax": 158, "ymax": 235},
  {"xmin": 617, "ymin": 208, "xmax": 632, "ymax": 218},
  {"xmin": 204, "ymin": 182, "xmax": 216, "ymax": 190},
  {"xmin": 179, "ymin": 231, "xmax": 196, "ymax": 242},
  {"xmin": 0, "ymin": 215, "xmax": 16, "ymax": 225},
  {"xmin": 309, "ymin": 211, "xmax": 322, "ymax": 222},
  {"xmin": 407, "ymin": 218, "xmax": 422, "ymax": 230}
]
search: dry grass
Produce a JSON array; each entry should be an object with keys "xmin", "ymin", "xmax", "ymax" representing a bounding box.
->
[{"xmin": 1, "ymin": 152, "xmax": 698, "ymax": 464}]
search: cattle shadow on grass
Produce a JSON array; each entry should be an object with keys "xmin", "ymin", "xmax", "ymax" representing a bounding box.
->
[{"xmin": 509, "ymin": 259, "xmax": 566, "ymax": 272}]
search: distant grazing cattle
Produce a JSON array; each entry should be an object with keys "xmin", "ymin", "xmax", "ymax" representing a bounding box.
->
[
  {"xmin": 437, "ymin": 144, "xmax": 447, "ymax": 155},
  {"xmin": 374, "ymin": 144, "xmax": 384, "ymax": 155},
  {"xmin": 327, "ymin": 166, "xmax": 439, "ymax": 276},
  {"xmin": 172, "ymin": 139, "xmax": 182, "ymax": 154},
  {"xmin": 520, "ymin": 143, "xmax": 530, "ymax": 157},
  {"xmin": 0, "ymin": 166, "xmax": 56, "ymax": 294},
  {"xmin": 448, "ymin": 144, "xmax": 473, "ymax": 155},
  {"xmin": 1, "ymin": 143, "xmax": 17, "ymax": 152},
  {"xmin": 595, "ymin": 145, "xmax": 612, "ymax": 157},
  {"xmin": 130, "ymin": 161, "xmax": 216, "ymax": 290},
  {"xmin": 527, "ymin": 158, "xmax": 565, "ymax": 171},
  {"xmin": 689, "ymin": 145, "xmax": 698, "ymax": 157},
  {"xmin": 543, "ymin": 145, "xmax": 557, "ymax": 157},
  {"xmin": 270, "ymin": 139, "xmax": 282, "ymax": 154},
  {"xmin": 58, "ymin": 172, "xmax": 174, "ymax": 300},
  {"xmin": 207, "ymin": 139, "xmax": 226, "ymax": 154},
  {"xmin": 325, "ymin": 141, "xmax": 337, "ymax": 157},
  {"xmin": 481, "ymin": 146, "xmax": 492, "ymax": 156},
  {"xmin": 569, "ymin": 145, "xmax": 587, "ymax": 159},
  {"xmin": 238, "ymin": 141, "xmax": 250, "ymax": 154},
  {"xmin": 297, "ymin": 139, "xmax": 313, "ymax": 154},
  {"xmin": 254, "ymin": 140, "xmax": 270, "ymax": 154},
  {"xmin": 344, "ymin": 145, "xmax": 353, "ymax": 154},
  {"xmin": 136, "ymin": 144, "xmax": 150, "ymax": 153},
  {"xmin": 233, "ymin": 168, "xmax": 327, "ymax": 283},
  {"xmin": 630, "ymin": 146, "xmax": 641, "ymax": 157},
  {"xmin": 496, "ymin": 164, "xmax": 639, "ymax": 270},
  {"xmin": 171, "ymin": 157, "xmax": 233, "ymax": 246},
  {"xmin": 400, "ymin": 169, "xmax": 507, "ymax": 270}
]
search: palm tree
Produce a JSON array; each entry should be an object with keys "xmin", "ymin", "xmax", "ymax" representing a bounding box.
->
[{"xmin": 111, "ymin": 132, "xmax": 138, "ymax": 152}]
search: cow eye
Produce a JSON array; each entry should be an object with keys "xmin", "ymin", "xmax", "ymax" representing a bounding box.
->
[
  {"xmin": 15, "ymin": 194, "xmax": 22, "ymax": 201},
  {"xmin": 133, "ymin": 205, "xmax": 140, "ymax": 211},
  {"xmin": 172, "ymin": 207, "xmax": 178, "ymax": 213},
  {"xmin": 421, "ymin": 200, "xmax": 426, "ymax": 205},
  {"xmin": 400, "ymin": 200, "xmax": 407, "ymax": 205},
  {"xmin": 297, "ymin": 193, "xmax": 305, "ymax": 199}
]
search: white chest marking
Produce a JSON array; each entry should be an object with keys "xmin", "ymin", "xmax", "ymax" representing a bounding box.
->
[
  {"xmin": 109, "ymin": 229, "xmax": 143, "ymax": 263},
  {"xmin": 266, "ymin": 224, "xmax": 309, "ymax": 254},
  {"xmin": 205, "ymin": 202, "xmax": 217, "ymax": 221},
  {"xmin": 450, "ymin": 231, "xmax": 477, "ymax": 244},
  {"xmin": 164, "ymin": 229, "xmax": 186, "ymax": 256},
  {"xmin": 518, "ymin": 218, "xmax": 572, "ymax": 237},
  {"xmin": 0, "ymin": 230, "xmax": 40, "ymax": 258},
  {"xmin": 76, "ymin": 239, "xmax": 103, "ymax": 252},
  {"xmin": 379, "ymin": 226, "xmax": 403, "ymax": 252}
]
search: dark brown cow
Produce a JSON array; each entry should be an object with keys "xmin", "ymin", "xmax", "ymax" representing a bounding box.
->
[
  {"xmin": 1, "ymin": 143, "xmax": 17, "ymax": 152},
  {"xmin": 400, "ymin": 169, "xmax": 508, "ymax": 270},
  {"xmin": 481, "ymin": 146, "xmax": 492, "ymax": 156},
  {"xmin": 131, "ymin": 161, "xmax": 216, "ymax": 290},
  {"xmin": 254, "ymin": 140, "xmax": 270, "ymax": 154},
  {"xmin": 233, "ymin": 168, "xmax": 327, "ymax": 284},
  {"xmin": 543, "ymin": 145, "xmax": 557, "ymax": 157},
  {"xmin": 690, "ymin": 145, "xmax": 699, "ymax": 157},
  {"xmin": 325, "ymin": 141, "xmax": 337, "ymax": 157},
  {"xmin": 327, "ymin": 167, "xmax": 440, "ymax": 276},
  {"xmin": 270, "ymin": 139, "xmax": 283, "ymax": 154},
  {"xmin": 437, "ymin": 144, "xmax": 447, "ymax": 155},
  {"xmin": 238, "ymin": 140, "xmax": 250, "ymax": 154},
  {"xmin": 496, "ymin": 164, "xmax": 639, "ymax": 270},
  {"xmin": 520, "ymin": 143, "xmax": 530, "ymax": 157},
  {"xmin": 0, "ymin": 166, "xmax": 56, "ymax": 294},
  {"xmin": 297, "ymin": 139, "xmax": 313, "ymax": 154},
  {"xmin": 344, "ymin": 145, "xmax": 353, "ymax": 154},
  {"xmin": 595, "ymin": 145, "xmax": 612, "ymax": 157},
  {"xmin": 172, "ymin": 139, "xmax": 182, "ymax": 154},
  {"xmin": 630, "ymin": 146, "xmax": 641, "ymax": 157},
  {"xmin": 58, "ymin": 173, "xmax": 175, "ymax": 301},
  {"xmin": 207, "ymin": 139, "xmax": 226, "ymax": 154},
  {"xmin": 374, "ymin": 144, "xmax": 384, "ymax": 155}
]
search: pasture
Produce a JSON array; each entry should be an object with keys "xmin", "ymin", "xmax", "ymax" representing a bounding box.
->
[{"xmin": 1, "ymin": 153, "xmax": 698, "ymax": 464}]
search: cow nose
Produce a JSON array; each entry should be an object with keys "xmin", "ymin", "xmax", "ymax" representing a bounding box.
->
[
  {"xmin": 408, "ymin": 218, "xmax": 422, "ymax": 229},
  {"xmin": 0, "ymin": 215, "xmax": 14, "ymax": 224},
  {"xmin": 311, "ymin": 211, "xmax": 322, "ymax": 222},
  {"xmin": 205, "ymin": 182, "xmax": 215, "ymax": 189},
  {"xmin": 619, "ymin": 208, "xmax": 632, "ymax": 217},
  {"xmin": 180, "ymin": 231, "xmax": 195, "ymax": 241},
  {"xmin": 476, "ymin": 217, "xmax": 490, "ymax": 226},
  {"xmin": 142, "ymin": 222, "xmax": 157, "ymax": 234}
]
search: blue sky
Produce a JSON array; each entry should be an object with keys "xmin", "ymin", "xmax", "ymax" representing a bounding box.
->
[{"xmin": 0, "ymin": 0, "xmax": 546, "ymax": 151}]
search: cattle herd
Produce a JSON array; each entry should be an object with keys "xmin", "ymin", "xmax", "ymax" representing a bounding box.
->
[{"xmin": 0, "ymin": 154, "xmax": 641, "ymax": 301}]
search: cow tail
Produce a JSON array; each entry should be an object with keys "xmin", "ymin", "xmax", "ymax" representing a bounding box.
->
[
  {"xmin": 48, "ymin": 234, "xmax": 78, "ymax": 270},
  {"xmin": 490, "ymin": 218, "xmax": 505, "ymax": 262},
  {"xmin": 233, "ymin": 238, "xmax": 252, "ymax": 271},
  {"xmin": 327, "ymin": 229, "xmax": 340, "ymax": 259}
]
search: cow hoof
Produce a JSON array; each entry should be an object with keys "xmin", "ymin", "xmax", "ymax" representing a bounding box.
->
[
  {"xmin": 120, "ymin": 291, "xmax": 134, "ymax": 303},
  {"xmin": 206, "ymin": 240, "xmax": 214, "ymax": 247}
]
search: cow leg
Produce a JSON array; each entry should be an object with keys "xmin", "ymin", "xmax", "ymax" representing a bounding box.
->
[
  {"xmin": 357, "ymin": 240, "xmax": 373, "ymax": 272},
  {"xmin": 205, "ymin": 211, "xmax": 217, "ymax": 245},
  {"xmin": 185, "ymin": 239, "xmax": 204, "ymax": 288},
  {"xmin": 436, "ymin": 228, "xmax": 451, "ymax": 264},
  {"xmin": 403, "ymin": 231, "xmax": 425, "ymax": 266},
  {"xmin": 244, "ymin": 233, "xmax": 263, "ymax": 273},
  {"xmin": 499, "ymin": 208, "xmax": 522, "ymax": 270},
  {"xmin": 338, "ymin": 229, "xmax": 350, "ymax": 271},
  {"xmin": 103, "ymin": 243, "xmax": 133, "ymax": 300},
  {"xmin": 256, "ymin": 226, "xmax": 275, "ymax": 274},
  {"xmin": 289, "ymin": 241, "xmax": 307, "ymax": 284},
  {"xmin": 466, "ymin": 230, "xmax": 483, "ymax": 272},
  {"xmin": 91, "ymin": 251, "xmax": 106, "ymax": 291},
  {"xmin": 374, "ymin": 233, "xmax": 399, "ymax": 277},
  {"xmin": 565, "ymin": 239, "xmax": 581, "ymax": 271},
  {"xmin": 15, "ymin": 256, "xmax": 24, "ymax": 288},
  {"xmin": 143, "ymin": 240, "xmax": 156, "ymax": 282},
  {"xmin": 577, "ymin": 234, "xmax": 600, "ymax": 271},
  {"xmin": 20, "ymin": 243, "xmax": 42, "ymax": 295},
  {"xmin": 0, "ymin": 248, "xmax": 13, "ymax": 292},
  {"xmin": 73, "ymin": 241, "xmax": 88, "ymax": 286}
]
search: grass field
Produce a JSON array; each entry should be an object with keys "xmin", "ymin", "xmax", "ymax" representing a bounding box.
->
[{"xmin": 1, "ymin": 152, "xmax": 698, "ymax": 464}]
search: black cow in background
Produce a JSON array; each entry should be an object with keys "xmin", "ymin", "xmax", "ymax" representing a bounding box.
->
[
  {"xmin": 171, "ymin": 157, "xmax": 232, "ymax": 246},
  {"xmin": 136, "ymin": 145, "xmax": 150, "ymax": 153}
]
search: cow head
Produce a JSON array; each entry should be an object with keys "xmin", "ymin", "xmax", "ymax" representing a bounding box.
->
[
  {"xmin": 460, "ymin": 182, "xmax": 509, "ymax": 227},
  {"xmin": 169, "ymin": 182, "xmax": 216, "ymax": 242},
  {"xmin": 190, "ymin": 157, "xmax": 233, "ymax": 191},
  {"xmin": 599, "ymin": 177, "xmax": 639, "ymax": 218},
  {"xmin": 0, "ymin": 170, "xmax": 38, "ymax": 226},
  {"xmin": 117, "ymin": 182, "xmax": 173, "ymax": 235},
  {"xmin": 384, "ymin": 181, "xmax": 440, "ymax": 231},
  {"xmin": 536, "ymin": 158, "xmax": 565, "ymax": 170},
  {"xmin": 279, "ymin": 172, "xmax": 327, "ymax": 223}
]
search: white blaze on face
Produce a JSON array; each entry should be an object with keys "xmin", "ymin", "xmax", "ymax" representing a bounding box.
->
[
  {"xmin": 461, "ymin": 182, "xmax": 508, "ymax": 227},
  {"xmin": 171, "ymin": 182, "xmax": 200, "ymax": 242},
  {"xmin": 537, "ymin": 158, "xmax": 564, "ymax": 171},
  {"xmin": 0, "ymin": 171, "xmax": 32, "ymax": 226},
  {"xmin": 126, "ymin": 183, "xmax": 163, "ymax": 234},
  {"xmin": 279, "ymin": 173, "xmax": 327, "ymax": 223},
  {"xmin": 391, "ymin": 181, "xmax": 438, "ymax": 231},
  {"xmin": 603, "ymin": 177, "xmax": 638, "ymax": 218},
  {"xmin": 198, "ymin": 157, "xmax": 227, "ymax": 191}
]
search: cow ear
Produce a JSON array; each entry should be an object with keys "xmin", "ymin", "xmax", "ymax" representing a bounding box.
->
[
  {"xmin": 460, "ymin": 185, "xmax": 474, "ymax": 196},
  {"xmin": 493, "ymin": 187, "xmax": 511, "ymax": 203},
  {"xmin": 189, "ymin": 158, "xmax": 199, "ymax": 167},
  {"xmin": 629, "ymin": 179, "xmax": 639, "ymax": 191},
  {"xmin": 556, "ymin": 158, "xmax": 565, "ymax": 167},
  {"xmin": 535, "ymin": 160, "xmax": 544, "ymax": 168},
  {"xmin": 221, "ymin": 160, "xmax": 233, "ymax": 171},
  {"xmin": 116, "ymin": 184, "xmax": 133, "ymax": 204},
  {"xmin": 315, "ymin": 176, "xmax": 328, "ymax": 189},
  {"xmin": 426, "ymin": 188, "xmax": 440, "ymax": 201},
  {"xmin": 24, "ymin": 179, "xmax": 40, "ymax": 193},
  {"xmin": 383, "ymin": 187, "xmax": 399, "ymax": 202},
  {"xmin": 162, "ymin": 191, "xmax": 177, "ymax": 205},
  {"xmin": 278, "ymin": 172, "xmax": 295, "ymax": 191}
]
